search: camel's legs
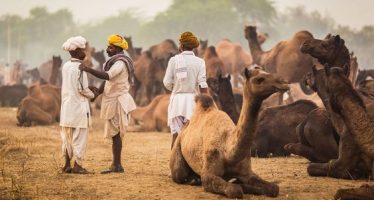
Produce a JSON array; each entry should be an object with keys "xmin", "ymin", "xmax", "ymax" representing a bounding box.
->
[
  {"xmin": 308, "ymin": 134, "xmax": 360, "ymax": 179},
  {"xmin": 284, "ymin": 143, "xmax": 325, "ymax": 162},
  {"xmin": 238, "ymin": 175, "xmax": 279, "ymax": 197},
  {"xmin": 334, "ymin": 184, "xmax": 374, "ymax": 200},
  {"xmin": 25, "ymin": 105, "xmax": 53, "ymax": 125},
  {"xmin": 201, "ymin": 153, "xmax": 243, "ymax": 198},
  {"xmin": 170, "ymin": 136, "xmax": 196, "ymax": 184}
]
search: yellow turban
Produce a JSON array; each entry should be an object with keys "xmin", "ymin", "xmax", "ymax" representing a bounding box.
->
[
  {"xmin": 179, "ymin": 31, "xmax": 199, "ymax": 49},
  {"xmin": 107, "ymin": 34, "xmax": 128, "ymax": 50}
]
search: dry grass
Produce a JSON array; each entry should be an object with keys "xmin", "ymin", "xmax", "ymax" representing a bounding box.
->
[{"xmin": 0, "ymin": 107, "xmax": 370, "ymax": 200}]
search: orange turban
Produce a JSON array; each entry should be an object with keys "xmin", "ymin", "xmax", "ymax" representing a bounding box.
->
[
  {"xmin": 107, "ymin": 34, "xmax": 128, "ymax": 50},
  {"xmin": 179, "ymin": 31, "xmax": 199, "ymax": 49}
]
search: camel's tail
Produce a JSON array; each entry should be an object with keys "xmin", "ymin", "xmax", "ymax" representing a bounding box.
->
[{"xmin": 195, "ymin": 94, "xmax": 214, "ymax": 110}]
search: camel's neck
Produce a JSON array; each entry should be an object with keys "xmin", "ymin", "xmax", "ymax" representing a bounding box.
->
[
  {"xmin": 218, "ymin": 91, "xmax": 239, "ymax": 123},
  {"xmin": 247, "ymin": 35, "xmax": 264, "ymax": 65},
  {"xmin": 226, "ymin": 92, "xmax": 262, "ymax": 163},
  {"xmin": 335, "ymin": 93, "xmax": 374, "ymax": 157},
  {"xmin": 49, "ymin": 65, "xmax": 59, "ymax": 85}
]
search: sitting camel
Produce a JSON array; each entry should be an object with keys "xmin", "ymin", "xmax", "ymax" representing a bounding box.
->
[
  {"xmin": 325, "ymin": 66, "xmax": 374, "ymax": 199},
  {"xmin": 129, "ymin": 94, "xmax": 169, "ymax": 132},
  {"xmin": 17, "ymin": 83, "xmax": 61, "ymax": 126},
  {"xmin": 170, "ymin": 67, "xmax": 288, "ymax": 198},
  {"xmin": 300, "ymin": 34, "xmax": 373, "ymax": 179}
]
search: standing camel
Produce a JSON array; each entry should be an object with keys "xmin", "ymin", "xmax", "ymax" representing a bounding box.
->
[{"xmin": 170, "ymin": 67, "xmax": 288, "ymax": 198}]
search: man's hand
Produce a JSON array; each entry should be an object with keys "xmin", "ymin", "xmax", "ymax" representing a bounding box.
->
[
  {"xmin": 88, "ymin": 86, "xmax": 100, "ymax": 102},
  {"xmin": 79, "ymin": 64, "xmax": 91, "ymax": 72}
]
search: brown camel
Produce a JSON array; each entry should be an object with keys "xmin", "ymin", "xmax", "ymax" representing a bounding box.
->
[
  {"xmin": 149, "ymin": 39, "xmax": 178, "ymax": 60},
  {"xmin": 356, "ymin": 69, "xmax": 374, "ymax": 87},
  {"xmin": 253, "ymin": 99, "xmax": 318, "ymax": 157},
  {"xmin": 300, "ymin": 34, "xmax": 373, "ymax": 179},
  {"xmin": 195, "ymin": 39, "xmax": 208, "ymax": 58},
  {"xmin": 203, "ymin": 46, "xmax": 224, "ymax": 78},
  {"xmin": 0, "ymin": 84, "xmax": 28, "ymax": 107},
  {"xmin": 124, "ymin": 36, "xmax": 142, "ymax": 61},
  {"xmin": 325, "ymin": 66, "xmax": 374, "ymax": 199},
  {"xmin": 215, "ymin": 39, "xmax": 252, "ymax": 87},
  {"xmin": 39, "ymin": 55, "xmax": 62, "ymax": 86},
  {"xmin": 170, "ymin": 68, "xmax": 288, "ymax": 198},
  {"xmin": 133, "ymin": 51, "xmax": 153, "ymax": 105},
  {"xmin": 17, "ymin": 84, "xmax": 61, "ymax": 126},
  {"xmin": 334, "ymin": 184, "xmax": 374, "ymax": 200},
  {"xmin": 284, "ymin": 67, "xmax": 339, "ymax": 163},
  {"xmin": 207, "ymin": 74, "xmax": 239, "ymax": 123},
  {"xmin": 129, "ymin": 94, "xmax": 169, "ymax": 132},
  {"xmin": 244, "ymin": 26, "xmax": 314, "ymax": 90}
]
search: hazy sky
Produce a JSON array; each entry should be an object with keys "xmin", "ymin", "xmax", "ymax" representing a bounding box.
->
[{"xmin": 0, "ymin": 0, "xmax": 372, "ymax": 29}]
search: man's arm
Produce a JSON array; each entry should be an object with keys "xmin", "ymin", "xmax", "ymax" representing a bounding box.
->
[
  {"xmin": 198, "ymin": 59, "xmax": 208, "ymax": 94},
  {"xmin": 163, "ymin": 58, "xmax": 175, "ymax": 91},
  {"xmin": 78, "ymin": 71, "xmax": 95, "ymax": 98},
  {"xmin": 79, "ymin": 64, "xmax": 109, "ymax": 80}
]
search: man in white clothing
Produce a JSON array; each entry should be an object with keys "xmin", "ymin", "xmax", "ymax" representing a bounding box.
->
[
  {"xmin": 79, "ymin": 34, "xmax": 136, "ymax": 174},
  {"xmin": 60, "ymin": 36, "xmax": 99, "ymax": 174},
  {"xmin": 163, "ymin": 31, "xmax": 208, "ymax": 149}
]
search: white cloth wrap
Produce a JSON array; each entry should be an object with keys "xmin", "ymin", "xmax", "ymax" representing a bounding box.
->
[{"xmin": 62, "ymin": 36, "xmax": 87, "ymax": 51}]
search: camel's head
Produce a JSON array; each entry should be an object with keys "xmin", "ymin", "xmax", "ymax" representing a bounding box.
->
[
  {"xmin": 52, "ymin": 55, "xmax": 62, "ymax": 69},
  {"xmin": 244, "ymin": 26, "xmax": 258, "ymax": 41},
  {"xmin": 325, "ymin": 66, "xmax": 365, "ymax": 113},
  {"xmin": 92, "ymin": 50, "xmax": 106, "ymax": 64},
  {"xmin": 207, "ymin": 74, "xmax": 233, "ymax": 96},
  {"xmin": 257, "ymin": 32, "xmax": 269, "ymax": 45},
  {"xmin": 243, "ymin": 67, "xmax": 289, "ymax": 100},
  {"xmin": 300, "ymin": 34, "xmax": 349, "ymax": 67}
]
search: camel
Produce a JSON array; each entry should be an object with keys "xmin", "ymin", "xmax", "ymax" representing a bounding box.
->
[
  {"xmin": 149, "ymin": 39, "xmax": 178, "ymax": 60},
  {"xmin": 349, "ymin": 52, "xmax": 359, "ymax": 86},
  {"xmin": 244, "ymin": 26, "xmax": 315, "ymax": 95},
  {"xmin": 0, "ymin": 84, "xmax": 28, "ymax": 107},
  {"xmin": 207, "ymin": 75, "xmax": 239, "ymax": 123},
  {"xmin": 17, "ymin": 83, "xmax": 61, "ymax": 126},
  {"xmin": 253, "ymin": 99, "xmax": 318, "ymax": 157},
  {"xmin": 195, "ymin": 39, "xmax": 208, "ymax": 58},
  {"xmin": 334, "ymin": 184, "xmax": 374, "ymax": 200},
  {"xmin": 124, "ymin": 36, "xmax": 142, "ymax": 61},
  {"xmin": 38, "ymin": 55, "xmax": 62, "ymax": 86},
  {"xmin": 356, "ymin": 69, "xmax": 374, "ymax": 87},
  {"xmin": 300, "ymin": 34, "xmax": 373, "ymax": 179},
  {"xmin": 129, "ymin": 94, "xmax": 169, "ymax": 132},
  {"xmin": 170, "ymin": 67, "xmax": 289, "ymax": 198},
  {"xmin": 203, "ymin": 46, "xmax": 224, "ymax": 78},
  {"xmin": 215, "ymin": 39, "xmax": 252, "ymax": 87},
  {"xmin": 325, "ymin": 66, "xmax": 374, "ymax": 199},
  {"xmin": 284, "ymin": 67, "xmax": 339, "ymax": 163}
]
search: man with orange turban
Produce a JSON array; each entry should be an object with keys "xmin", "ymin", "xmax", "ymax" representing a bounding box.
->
[
  {"xmin": 79, "ymin": 34, "xmax": 136, "ymax": 174},
  {"xmin": 163, "ymin": 31, "xmax": 208, "ymax": 149}
]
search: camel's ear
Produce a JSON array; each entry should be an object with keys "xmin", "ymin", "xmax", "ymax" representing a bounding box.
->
[
  {"xmin": 343, "ymin": 64, "xmax": 350, "ymax": 76},
  {"xmin": 227, "ymin": 74, "xmax": 231, "ymax": 81},
  {"xmin": 244, "ymin": 68, "xmax": 251, "ymax": 79},
  {"xmin": 335, "ymin": 35, "xmax": 342, "ymax": 44},
  {"xmin": 324, "ymin": 33, "xmax": 332, "ymax": 39}
]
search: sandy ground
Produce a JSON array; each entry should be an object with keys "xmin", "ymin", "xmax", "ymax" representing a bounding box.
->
[{"xmin": 0, "ymin": 107, "xmax": 370, "ymax": 200}]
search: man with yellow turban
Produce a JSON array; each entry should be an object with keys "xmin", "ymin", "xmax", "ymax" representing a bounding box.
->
[
  {"xmin": 79, "ymin": 34, "xmax": 136, "ymax": 174},
  {"xmin": 163, "ymin": 31, "xmax": 208, "ymax": 149}
]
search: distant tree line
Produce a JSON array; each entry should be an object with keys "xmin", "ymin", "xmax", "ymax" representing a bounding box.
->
[{"xmin": 0, "ymin": 0, "xmax": 372, "ymax": 69}]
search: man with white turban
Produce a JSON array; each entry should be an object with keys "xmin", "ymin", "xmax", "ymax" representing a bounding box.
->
[
  {"xmin": 79, "ymin": 34, "xmax": 136, "ymax": 174},
  {"xmin": 163, "ymin": 31, "xmax": 208, "ymax": 149},
  {"xmin": 60, "ymin": 36, "xmax": 99, "ymax": 174}
]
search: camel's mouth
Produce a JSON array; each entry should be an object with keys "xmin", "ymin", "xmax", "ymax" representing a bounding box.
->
[
  {"xmin": 274, "ymin": 83, "xmax": 290, "ymax": 92},
  {"xmin": 300, "ymin": 42, "xmax": 311, "ymax": 53}
]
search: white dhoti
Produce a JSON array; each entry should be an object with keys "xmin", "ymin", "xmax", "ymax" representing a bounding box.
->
[
  {"xmin": 167, "ymin": 93, "xmax": 196, "ymax": 135},
  {"xmin": 103, "ymin": 101, "xmax": 129, "ymax": 140},
  {"xmin": 60, "ymin": 127, "xmax": 88, "ymax": 166}
]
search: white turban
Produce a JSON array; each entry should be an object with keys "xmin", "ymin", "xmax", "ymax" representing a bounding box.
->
[{"xmin": 62, "ymin": 36, "xmax": 87, "ymax": 51}]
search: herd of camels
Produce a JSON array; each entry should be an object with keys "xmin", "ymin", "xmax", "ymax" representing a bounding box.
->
[{"xmin": 1, "ymin": 25, "xmax": 374, "ymax": 199}]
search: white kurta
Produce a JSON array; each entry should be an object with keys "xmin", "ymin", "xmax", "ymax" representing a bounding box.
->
[
  {"xmin": 100, "ymin": 60, "xmax": 136, "ymax": 139},
  {"xmin": 60, "ymin": 58, "xmax": 94, "ymax": 128},
  {"xmin": 163, "ymin": 51, "xmax": 208, "ymax": 128},
  {"xmin": 60, "ymin": 58, "xmax": 94, "ymax": 166}
]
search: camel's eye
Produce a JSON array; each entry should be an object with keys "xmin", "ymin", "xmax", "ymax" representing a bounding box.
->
[{"xmin": 254, "ymin": 77, "xmax": 265, "ymax": 84}]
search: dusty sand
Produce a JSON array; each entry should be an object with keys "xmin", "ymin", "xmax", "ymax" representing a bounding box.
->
[{"xmin": 0, "ymin": 107, "xmax": 370, "ymax": 200}]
